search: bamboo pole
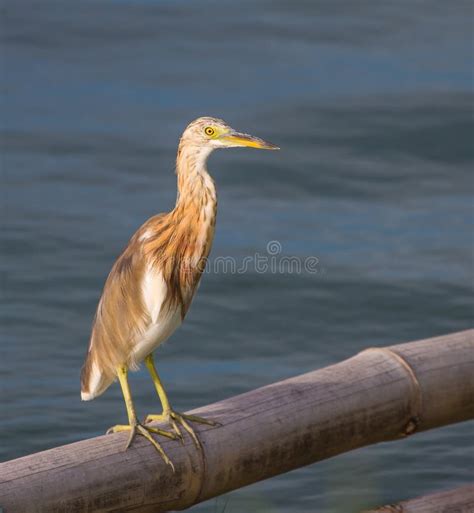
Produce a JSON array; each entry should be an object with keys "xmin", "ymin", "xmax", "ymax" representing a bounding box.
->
[
  {"xmin": 364, "ymin": 483, "xmax": 474, "ymax": 512},
  {"xmin": 0, "ymin": 330, "xmax": 473, "ymax": 513}
]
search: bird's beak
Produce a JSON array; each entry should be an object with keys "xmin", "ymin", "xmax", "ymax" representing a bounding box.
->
[{"xmin": 220, "ymin": 130, "xmax": 280, "ymax": 150}]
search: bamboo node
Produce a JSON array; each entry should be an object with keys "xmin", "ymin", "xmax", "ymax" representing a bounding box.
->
[
  {"xmin": 361, "ymin": 347, "xmax": 423, "ymax": 432},
  {"xmin": 403, "ymin": 416, "xmax": 420, "ymax": 436}
]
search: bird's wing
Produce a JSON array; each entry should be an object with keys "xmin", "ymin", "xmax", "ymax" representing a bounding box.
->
[{"xmin": 81, "ymin": 214, "xmax": 166, "ymax": 399}]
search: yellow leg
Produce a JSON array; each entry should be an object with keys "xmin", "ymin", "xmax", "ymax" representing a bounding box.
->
[
  {"xmin": 143, "ymin": 354, "xmax": 220, "ymax": 449},
  {"xmin": 107, "ymin": 365, "xmax": 176, "ymax": 470}
]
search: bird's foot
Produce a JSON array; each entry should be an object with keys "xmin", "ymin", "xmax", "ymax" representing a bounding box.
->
[
  {"xmin": 144, "ymin": 410, "xmax": 220, "ymax": 450},
  {"xmin": 106, "ymin": 421, "xmax": 176, "ymax": 471}
]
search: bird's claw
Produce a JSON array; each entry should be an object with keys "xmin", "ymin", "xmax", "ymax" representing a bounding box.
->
[
  {"xmin": 106, "ymin": 421, "xmax": 176, "ymax": 471},
  {"xmin": 144, "ymin": 410, "xmax": 220, "ymax": 451}
]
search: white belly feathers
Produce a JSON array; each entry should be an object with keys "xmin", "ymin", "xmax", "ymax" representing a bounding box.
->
[{"xmin": 131, "ymin": 266, "xmax": 182, "ymax": 365}]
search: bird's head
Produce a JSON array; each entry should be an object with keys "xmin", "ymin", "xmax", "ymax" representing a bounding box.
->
[{"xmin": 179, "ymin": 117, "xmax": 279, "ymax": 154}]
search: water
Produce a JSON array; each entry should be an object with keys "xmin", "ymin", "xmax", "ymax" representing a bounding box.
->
[{"xmin": 2, "ymin": 0, "xmax": 473, "ymax": 511}]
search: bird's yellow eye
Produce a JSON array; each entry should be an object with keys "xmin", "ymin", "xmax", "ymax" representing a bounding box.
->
[{"xmin": 204, "ymin": 126, "xmax": 215, "ymax": 136}]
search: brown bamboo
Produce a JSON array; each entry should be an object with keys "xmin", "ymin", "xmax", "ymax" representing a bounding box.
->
[
  {"xmin": 364, "ymin": 483, "xmax": 474, "ymax": 512},
  {"xmin": 0, "ymin": 329, "xmax": 473, "ymax": 513}
]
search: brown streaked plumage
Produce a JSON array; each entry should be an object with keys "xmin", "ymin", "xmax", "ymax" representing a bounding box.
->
[{"xmin": 80, "ymin": 116, "xmax": 279, "ymax": 467}]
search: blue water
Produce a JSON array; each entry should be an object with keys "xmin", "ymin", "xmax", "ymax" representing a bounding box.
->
[{"xmin": 2, "ymin": 1, "xmax": 473, "ymax": 511}]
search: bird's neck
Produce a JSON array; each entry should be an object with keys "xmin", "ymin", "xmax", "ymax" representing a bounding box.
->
[
  {"xmin": 164, "ymin": 143, "xmax": 217, "ymax": 315},
  {"xmin": 174, "ymin": 144, "xmax": 217, "ymax": 215}
]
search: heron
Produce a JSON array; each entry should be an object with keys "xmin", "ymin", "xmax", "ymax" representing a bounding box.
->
[{"xmin": 81, "ymin": 117, "xmax": 279, "ymax": 469}]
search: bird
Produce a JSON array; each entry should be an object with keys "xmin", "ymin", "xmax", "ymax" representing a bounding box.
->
[{"xmin": 81, "ymin": 116, "xmax": 279, "ymax": 469}]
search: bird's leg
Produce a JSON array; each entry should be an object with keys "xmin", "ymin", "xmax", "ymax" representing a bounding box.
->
[
  {"xmin": 143, "ymin": 354, "xmax": 220, "ymax": 449},
  {"xmin": 106, "ymin": 365, "xmax": 176, "ymax": 470}
]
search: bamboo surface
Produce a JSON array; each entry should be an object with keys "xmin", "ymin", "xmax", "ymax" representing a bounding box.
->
[{"xmin": 0, "ymin": 330, "xmax": 473, "ymax": 513}]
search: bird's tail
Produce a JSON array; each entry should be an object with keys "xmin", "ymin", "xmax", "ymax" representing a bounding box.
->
[{"xmin": 80, "ymin": 351, "xmax": 114, "ymax": 401}]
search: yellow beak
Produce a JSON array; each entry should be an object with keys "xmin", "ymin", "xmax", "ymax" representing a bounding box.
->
[{"xmin": 220, "ymin": 131, "xmax": 280, "ymax": 150}]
